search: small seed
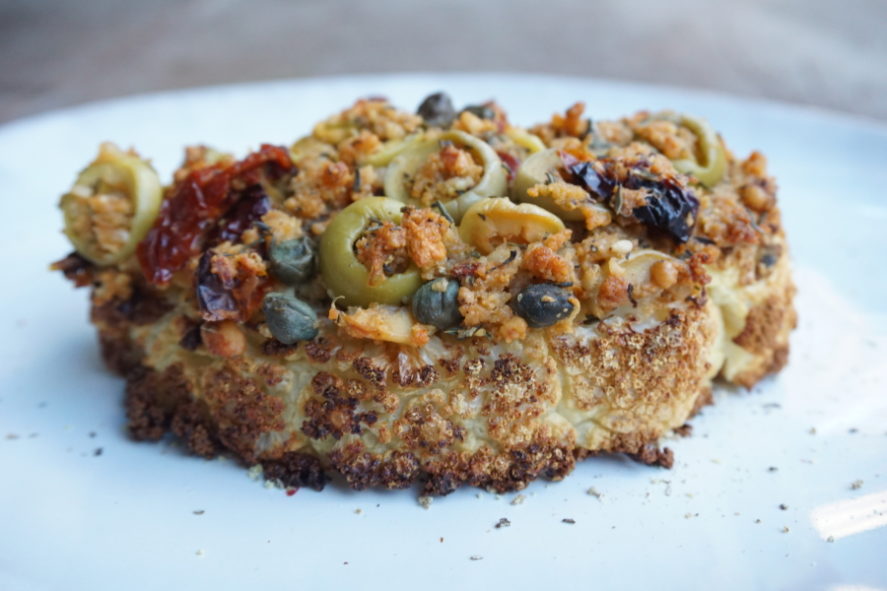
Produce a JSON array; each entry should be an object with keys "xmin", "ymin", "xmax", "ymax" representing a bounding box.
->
[
  {"xmin": 650, "ymin": 260, "xmax": 678, "ymax": 289},
  {"xmin": 739, "ymin": 183, "xmax": 771, "ymax": 212},
  {"xmin": 201, "ymin": 320, "xmax": 246, "ymax": 358}
]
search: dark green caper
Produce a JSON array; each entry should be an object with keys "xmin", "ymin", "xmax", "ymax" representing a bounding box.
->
[
  {"xmin": 411, "ymin": 278, "xmax": 462, "ymax": 330},
  {"xmin": 461, "ymin": 104, "xmax": 495, "ymax": 120},
  {"xmin": 268, "ymin": 237, "xmax": 315, "ymax": 285},
  {"xmin": 514, "ymin": 283, "xmax": 574, "ymax": 328},
  {"xmin": 262, "ymin": 292, "xmax": 318, "ymax": 344},
  {"xmin": 417, "ymin": 92, "xmax": 456, "ymax": 128}
]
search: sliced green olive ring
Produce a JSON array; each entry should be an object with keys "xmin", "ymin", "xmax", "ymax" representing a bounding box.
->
[
  {"xmin": 510, "ymin": 148, "xmax": 609, "ymax": 222},
  {"xmin": 617, "ymin": 249, "xmax": 682, "ymax": 288},
  {"xmin": 504, "ymin": 127, "xmax": 546, "ymax": 154},
  {"xmin": 319, "ymin": 197, "xmax": 421, "ymax": 307},
  {"xmin": 659, "ymin": 114, "xmax": 726, "ymax": 189},
  {"xmin": 383, "ymin": 130, "xmax": 507, "ymax": 222},
  {"xmin": 363, "ymin": 133, "xmax": 422, "ymax": 167},
  {"xmin": 60, "ymin": 143, "xmax": 162, "ymax": 265},
  {"xmin": 459, "ymin": 197, "xmax": 565, "ymax": 255}
]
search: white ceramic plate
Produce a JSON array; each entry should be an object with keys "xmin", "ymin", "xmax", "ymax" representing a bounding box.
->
[{"xmin": 1, "ymin": 74, "xmax": 885, "ymax": 591}]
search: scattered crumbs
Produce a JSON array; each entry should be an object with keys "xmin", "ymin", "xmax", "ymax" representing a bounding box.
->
[
  {"xmin": 779, "ymin": 504, "xmax": 788, "ymax": 511},
  {"xmin": 767, "ymin": 466, "xmax": 779, "ymax": 472},
  {"xmin": 762, "ymin": 402, "xmax": 782, "ymax": 410},
  {"xmin": 247, "ymin": 464, "xmax": 263, "ymax": 481},
  {"xmin": 734, "ymin": 512, "xmax": 741, "ymax": 516},
  {"xmin": 5, "ymin": 433, "xmax": 19, "ymax": 440},
  {"xmin": 586, "ymin": 487, "xmax": 603, "ymax": 499},
  {"xmin": 469, "ymin": 555, "xmax": 483, "ymax": 561},
  {"xmin": 376, "ymin": 504, "xmax": 380, "ymax": 508},
  {"xmin": 494, "ymin": 518, "xmax": 511, "ymax": 529},
  {"xmin": 418, "ymin": 495, "xmax": 433, "ymax": 509},
  {"xmin": 562, "ymin": 518, "xmax": 576, "ymax": 525},
  {"xmin": 88, "ymin": 431, "xmax": 97, "ymax": 438},
  {"xmin": 674, "ymin": 423, "xmax": 693, "ymax": 437},
  {"xmin": 439, "ymin": 537, "xmax": 444, "ymax": 543},
  {"xmin": 285, "ymin": 488, "xmax": 298, "ymax": 496},
  {"xmin": 684, "ymin": 513, "xmax": 698, "ymax": 519},
  {"xmin": 343, "ymin": 561, "xmax": 348, "ymax": 566},
  {"xmin": 850, "ymin": 479, "xmax": 864, "ymax": 490},
  {"xmin": 710, "ymin": 458, "xmax": 721, "ymax": 464},
  {"xmin": 826, "ymin": 536, "xmax": 835, "ymax": 543},
  {"xmin": 510, "ymin": 494, "xmax": 526, "ymax": 506},
  {"xmin": 781, "ymin": 526, "xmax": 790, "ymax": 534},
  {"xmin": 195, "ymin": 549, "xmax": 205, "ymax": 557},
  {"xmin": 685, "ymin": 493, "xmax": 694, "ymax": 499},
  {"xmin": 354, "ymin": 508, "xmax": 363, "ymax": 515},
  {"xmin": 755, "ymin": 519, "xmax": 762, "ymax": 524},
  {"xmin": 808, "ymin": 427, "xmax": 817, "ymax": 435},
  {"xmin": 93, "ymin": 447, "xmax": 103, "ymax": 457},
  {"xmin": 650, "ymin": 478, "xmax": 672, "ymax": 496},
  {"xmin": 848, "ymin": 428, "xmax": 858, "ymax": 434},
  {"xmin": 475, "ymin": 493, "xmax": 482, "ymax": 499},
  {"xmin": 193, "ymin": 510, "xmax": 205, "ymax": 516}
]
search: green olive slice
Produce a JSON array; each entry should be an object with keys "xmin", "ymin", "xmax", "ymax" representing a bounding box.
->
[
  {"xmin": 319, "ymin": 197, "xmax": 421, "ymax": 307},
  {"xmin": 661, "ymin": 114, "xmax": 727, "ymax": 189},
  {"xmin": 618, "ymin": 249, "xmax": 682, "ymax": 288},
  {"xmin": 504, "ymin": 127, "xmax": 546, "ymax": 153},
  {"xmin": 459, "ymin": 197, "xmax": 565, "ymax": 255},
  {"xmin": 59, "ymin": 142, "xmax": 162, "ymax": 265},
  {"xmin": 363, "ymin": 133, "xmax": 422, "ymax": 167},
  {"xmin": 510, "ymin": 148, "xmax": 610, "ymax": 222},
  {"xmin": 383, "ymin": 130, "xmax": 507, "ymax": 222}
]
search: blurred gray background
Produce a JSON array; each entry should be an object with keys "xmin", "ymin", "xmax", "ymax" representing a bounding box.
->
[{"xmin": 1, "ymin": 0, "xmax": 885, "ymax": 123}]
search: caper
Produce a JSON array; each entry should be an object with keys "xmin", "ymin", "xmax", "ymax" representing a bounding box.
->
[
  {"xmin": 268, "ymin": 237, "xmax": 316, "ymax": 285},
  {"xmin": 417, "ymin": 92, "xmax": 456, "ymax": 128},
  {"xmin": 513, "ymin": 283, "xmax": 575, "ymax": 328},
  {"xmin": 262, "ymin": 292, "xmax": 318, "ymax": 344},
  {"xmin": 412, "ymin": 278, "xmax": 462, "ymax": 330},
  {"xmin": 461, "ymin": 104, "xmax": 495, "ymax": 120},
  {"xmin": 318, "ymin": 197, "xmax": 421, "ymax": 307}
]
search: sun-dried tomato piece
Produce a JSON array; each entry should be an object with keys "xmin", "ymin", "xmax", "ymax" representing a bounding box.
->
[
  {"xmin": 625, "ymin": 172, "xmax": 699, "ymax": 244},
  {"xmin": 567, "ymin": 160, "xmax": 616, "ymax": 202},
  {"xmin": 137, "ymin": 144, "xmax": 293, "ymax": 285},
  {"xmin": 195, "ymin": 249, "xmax": 269, "ymax": 322},
  {"xmin": 496, "ymin": 150, "xmax": 519, "ymax": 182},
  {"xmin": 208, "ymin": 185, "xmax": 271, "ymax": 246}
]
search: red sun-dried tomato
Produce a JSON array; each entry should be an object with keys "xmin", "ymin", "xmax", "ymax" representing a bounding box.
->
[
  {"xmin": 496, "ymin": 150, "xmax": 519, "ymax": 182},
  {"xmin": 207, "ymin": 185, "xmax": 271, "ymax": 246},
  {"xmin": 137, "ymin": 144, "xmax": 293, "ymax": 285}
]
